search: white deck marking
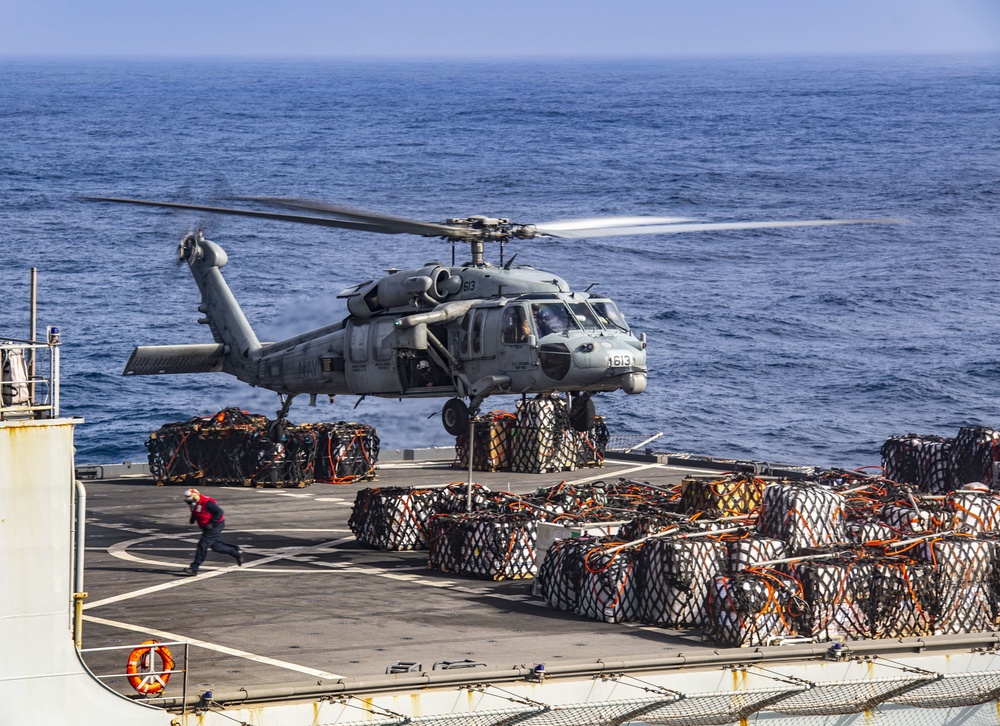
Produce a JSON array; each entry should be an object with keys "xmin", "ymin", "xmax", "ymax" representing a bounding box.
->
[
  {"xmin": 95, "ymin": 528, "xmax": 524, "ymax": 606},
  {"xmin": 564, "ymin": 463, "xmax": 664, "ymax": 485},
  {"xmin": 83, "ymin": 615, "xmax": 344, "ymax": 679},
  {"xmin": 87, "ymin": 535, "xmax": 356, "ymax": 610}
]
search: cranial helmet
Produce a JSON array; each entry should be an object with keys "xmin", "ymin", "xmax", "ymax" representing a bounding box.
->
[{"xmin": 184, "ymin": 488, "xmax": 201, "ymax": 504}]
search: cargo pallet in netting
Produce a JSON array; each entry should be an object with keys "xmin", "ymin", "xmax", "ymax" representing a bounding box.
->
[
  {"xmin": 454, "ymin": 396, "xmax": 609, "ymax": 474},
  {"xmin": 427, "ymin": 512, "xmax": 537, "ymax": 580},
  {"xmin": 145, "ymin": 408, "xmax": 379, "ymax": 487},
  {"xmin": 349, "ymin": 426, "xmax": 1000, "ymax": 648},
  {"xmin": 881, "ymin": 426, "xmax": 1000, "ymax": 494},
  {"xmin": 348, "ymin": 487, "xmax": 439, "ymax": 551}
]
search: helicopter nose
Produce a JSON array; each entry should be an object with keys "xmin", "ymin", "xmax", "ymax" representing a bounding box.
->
[{"xmin": 572, "ymin": 339, "xmax": 646, "ymax": 376}]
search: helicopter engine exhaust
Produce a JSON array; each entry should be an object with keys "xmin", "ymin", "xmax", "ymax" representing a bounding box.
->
[{"xmin": 346, "ymin": 266, "xmax": 462, "ymax": 315}]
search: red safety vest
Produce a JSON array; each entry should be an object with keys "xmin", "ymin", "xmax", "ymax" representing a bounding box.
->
[{"xmin": 190, "ymin": 495, "xmax": 224, "ymax": 529}]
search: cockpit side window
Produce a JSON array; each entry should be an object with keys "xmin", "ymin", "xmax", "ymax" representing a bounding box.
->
[
  {"xmin": 590, "ymin": 300, "xmax": 629, "ymax": 332},
  {"xmin": 502, "ymin": 305, "xmax": 530, "ymax": 344},
  {"xmin": 569, "ymin": 302, "xmax": 602, "ymax": 331},
  {"xmin": 531, "ymin": 303, "xmax": 578, "ymax": 337}
]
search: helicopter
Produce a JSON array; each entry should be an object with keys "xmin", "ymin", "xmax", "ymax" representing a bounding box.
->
[{"xmin": 89, "ymin": 195, "xmax": 899, "ymax": 436}]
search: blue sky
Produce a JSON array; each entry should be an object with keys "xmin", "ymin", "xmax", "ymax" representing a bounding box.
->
[{"xmin": 2, "ymin": 0, "xmax": 999, "ymax": 58}]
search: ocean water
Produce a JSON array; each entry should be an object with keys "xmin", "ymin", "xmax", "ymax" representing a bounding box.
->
[{"xmin": 1, "ymin": 55, "xmax": 998, "ymax": 469}]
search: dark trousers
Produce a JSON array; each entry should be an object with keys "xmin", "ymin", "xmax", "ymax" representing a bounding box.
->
[{"xmin": 192, "ymin": 520, "xmax": 239, "ymax": 569}]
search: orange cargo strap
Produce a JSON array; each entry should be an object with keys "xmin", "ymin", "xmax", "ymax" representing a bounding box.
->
[{"xmin": 126, "ymin": 639, "xmax": 175, "ymax": 695}]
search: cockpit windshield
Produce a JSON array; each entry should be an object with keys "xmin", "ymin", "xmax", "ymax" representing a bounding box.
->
[
  {"xmin": 531, "ymin": 302, "xmax": 579, "ymax": 337},
  {"xmin": 568, "ymin": 302, "xmax": 603, "ymax": 331},
  {"xmin": 590, "ymin": 300, "xmax": 629, "ymax": 332}
]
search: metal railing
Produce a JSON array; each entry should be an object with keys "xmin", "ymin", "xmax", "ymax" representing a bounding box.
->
[
  {"xmin": 0, "ymin": 331, "xmax": 60, "ymax": 420},
  {"xmin": 80, "ymin": 640, "xmax": 189, "ymax": 713}
]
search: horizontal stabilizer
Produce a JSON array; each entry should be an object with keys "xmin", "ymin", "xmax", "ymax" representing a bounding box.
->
[{"xmin": 123, "ymin": 344, "xmax": 226, "ymax": 376}]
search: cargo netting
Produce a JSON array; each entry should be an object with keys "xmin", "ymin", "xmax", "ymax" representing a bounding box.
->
[
  {"xmin": 427, "ymin": 512, "xmax": 537, "ymax": 580},
  {"xmin": 575, "ymin": 538, "xmax": 643, "ymax": 623},
  {"xmin": 146, "ymin": 408, "xmax": 379, "ymax": 487},
  {"xmin": 727, "ymin": 536, "xmax": 788, "ymax": 573},
  {"xmin": 951, "ymin": 426, "xmax": 1000, "ymax": 489},
  {"xmin": 707, "ymin": 569, "xmax": 805, "ymax": 647},
  {"xmin": 453, "ymin": 396, "xmax": 609, "ymax": 474},
  {"xmin": 534, "ymin": 536, "xmax": 593, "ymax": 611},
  {"xmin": 869, "ymin": 559, "xmax": 935, "ymax": 638},
  {"xmin": 640, "ymin": 539, "xmax": 727, "ymax": 628},
  {"xmin": 351, "ymin": 427, "xmax": 1000, "ymax": 647},
  {"xmin": 348, "ymin": 487, "xmax": 439, "ymax": 551},
  {"xmin": 511, "ymin": 395, "xmax": 581, "ymax": 474},
  {"xmin": 919, "ymin": 538, "xmax": 995, "ymax": 634},
  {"xmin": 882, "ymin": 426, "xmax": 1000, "ymax": 493},
  {"xmin": 454, "ymin": 411, "xmax": 516, "ymax": 472},
  {"xmin": 756, "ymin": 482, "xmax": 847, "ymax": 553},
  {"xmin": 680, "ymin": 474, "xmax": 764, "ymax": 517},
  {"xmin": 793, "ymin": 558, "xmax": 874, "ymax": 641}
]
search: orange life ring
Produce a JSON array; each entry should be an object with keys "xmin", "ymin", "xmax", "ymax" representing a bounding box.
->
[{"xmin": 126, "ymin": 639, "xmax": 175, "ymax": 695}]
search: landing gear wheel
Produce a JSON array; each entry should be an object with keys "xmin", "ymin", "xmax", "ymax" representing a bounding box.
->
[
  {"xmin": 569, "ymin": 396, "xmax": 596, "ymax": 432},
  {"xmin": 442, "ymin": 398, "xmax": 470, "ymax": 437}
]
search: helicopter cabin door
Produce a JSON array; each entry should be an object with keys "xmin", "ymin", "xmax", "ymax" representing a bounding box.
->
[
  {"xmin": 456, "ymin": 306, "xmax": 499, "ymax": 381},
  {"xmin": 497, "ymin": 303, "xmax": 535, "ymax": 375},
  {"xmin": 344, "ymin": 319, "xmax": 401, "ymax": 394}
]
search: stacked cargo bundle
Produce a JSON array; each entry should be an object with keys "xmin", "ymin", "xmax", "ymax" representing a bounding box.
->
[
  {"xmin": 756, "ymin": 482, "xmax": 847, "ymax": 553},
  {"xmin": 618, "ymin": 513, "xmax": 682, "ymax": 542},
  {"xmin": 920, "ymin": 537, "xmax": 995, "ymax": 635},
  {"xmin": 348, "ymin": 486, "xmax": 439, "ymax": 551},
  {"xmin": 454, "ymin": 411, "xmax": 516, "ymax": 472},
  {"xmin": 436, "ymin": 482, "xmax": 495, "ymax": 513},
  {"xmin": 510, "ymin": 395, "xmax": 580, "ymax": 473},
  {"xmin": 146, "ymin": 408, "xmax": 379, "ymax": 487},
  {"xmin": 534, "ymin": 536, "xmax": 594, "ymax": 611},
  {"xmin": 249, "ymin": 424, "xmax": 319, "ymax": 486},
  {"xmin": 452, "ymin": 397, "xmax": 609, "ymax": 473},
  {"xmin": 793, "ymin": 557, "xmax": 874, "ymax": 641},
  {"xmin": 943, "ymin": 488, "xmax": 1000, "ymax": 533},
  {"xmin": 680, "ymin": 474, "xmax": 765, "ymax": 518},
  {"xmin": 840, "ymin": 479, "xmax": 903, "ymax": 544},
  {"xmin": 528, "ymin": 480, "xmax": 609, "ymax": 514},
  {"xmin": 426, "ymin": 512, "xmax": 537, "ymax": 580},
  {"xmin": 311, "ymin": 422, "xmax": 380, "ymax": 483},
  {"xmin": 727, "ymin": 536, "xmax": 788, "ymax": 573},
  {"xmin": 951, "ymin": 426, "xmax": 1000, "ymax": 489},
  {"xmin": 881, "ymin": 434, "xmax": 933, "ymax": 489},
  {"xmin": 919, "ymin": 439, "xmax": 955, "ymax": 495},
  {"xmin": 845, "ymin": 517, "xmax": 899, "ymax": 545},
  {"xmin": 146, "ymin": 408, "xmax": 268, "ymax": 486},
  {"xmin": 707, "ymin": 569, "xmax": 804, "ymax": 647},
  {"xmin": 881, "ymin": 433, "xmax": 954, "ymax": 493},
  {"xmin": 605, "ymin": 478, "xmax": 679, "ymax": 513},
  {"xmin": 575, "ymin": 539, "xmax": 643, "ymax": 623},
  {"xmin": 640, "ymin": 538, "xmax": 727, "ymax": 628},
  {"xmin": 869, "ymin": 558, "xmax": 936, "ymax": 638},
  {"xmin": 575, "ymin": 416, "xmax": 610, "ymax": 468},
  {"xmin": 880, "ymin": 502, "xmax": 934, "ymax": 534}
]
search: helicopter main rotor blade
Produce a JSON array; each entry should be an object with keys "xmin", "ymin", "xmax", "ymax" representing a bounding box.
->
[
  {"xmin": 235, "ymin": 196, "xmax": 466, "ymax": 238},
  {"xmin": 83, "ymin": 197, "xmax": 453, "ymax": 236},
  {"xmin": 532, "ymin": 217, "xmax": 906, "ymax": 239}
]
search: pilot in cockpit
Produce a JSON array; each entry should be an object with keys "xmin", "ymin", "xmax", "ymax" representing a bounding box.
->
[{"xmin": 533, "ymin": 304, "xmax": 570, "ymax": 336}]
